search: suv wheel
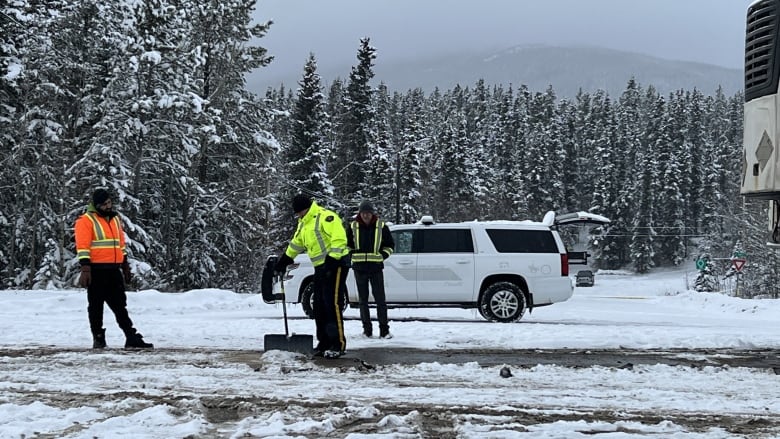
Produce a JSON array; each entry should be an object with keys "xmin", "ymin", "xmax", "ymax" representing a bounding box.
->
[
  {"xmin": 301, "ymin": 282, "xmax": 315, "ymax": 318},
  {"xmin": 300, "ymin": 281, "xmax": 348, "ymax": 319},
  {"xmin": 480, "ymin": 281, "xmax": 526, "ymax": 322}
]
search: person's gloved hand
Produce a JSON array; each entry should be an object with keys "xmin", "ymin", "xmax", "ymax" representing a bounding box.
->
[
  {"xmin": 79, "ymin": 265, "xmax": 91, "ymax": 288},
  {"xmin": 274, "ymin": 254, "xmax": 294, "ymax": 277},
  {"xmin": 121, "ymin": 260, "xmax": 132, "ymax": 284}
]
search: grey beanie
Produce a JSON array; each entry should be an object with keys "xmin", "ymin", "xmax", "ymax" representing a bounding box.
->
[{"xmin": 358, "ymin": 201, "xmax": 375, "ymax": 213}]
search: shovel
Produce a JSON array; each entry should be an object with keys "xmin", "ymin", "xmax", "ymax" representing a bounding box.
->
[{"xmin": 264, "ymin": 274, "xmax": 314, "ymax": 355}]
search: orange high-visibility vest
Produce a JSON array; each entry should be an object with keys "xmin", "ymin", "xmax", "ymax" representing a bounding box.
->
[{"xmin": 75, "ymin": 210, "xmax": 127, "ymax": 264}]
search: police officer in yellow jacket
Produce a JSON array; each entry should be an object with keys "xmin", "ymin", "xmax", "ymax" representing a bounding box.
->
[{"xmin": 274, "ymin": 194, "xmax": 349, "ymax": 358}]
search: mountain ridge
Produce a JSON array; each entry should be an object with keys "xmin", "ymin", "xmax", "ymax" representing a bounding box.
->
[{"xmin": 248, "ymin": 44, "xmax": 743, "ymax": 98}]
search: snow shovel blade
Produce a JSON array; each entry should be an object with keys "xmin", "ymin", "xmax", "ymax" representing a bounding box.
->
[
  {"xmin": 264, "ymin": 333, "xmax": 313, "ymax": 355},
  {"xmin": 263, "ymin": 273, "xmax": 312, "ymax": 355}
]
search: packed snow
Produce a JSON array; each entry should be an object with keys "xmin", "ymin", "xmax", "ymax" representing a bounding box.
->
[{"xmin": 0, "ymin": 267, "xmax": 778, "ymax": 438}]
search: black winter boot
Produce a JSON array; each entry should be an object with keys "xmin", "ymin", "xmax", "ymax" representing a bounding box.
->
[
  {"xmin": 92, "ymin": 329, "xmax": 107, "ymax": 349},
  {"xmin": 125, "ymin": 332, "xmax": 154, "ymax": 349}
]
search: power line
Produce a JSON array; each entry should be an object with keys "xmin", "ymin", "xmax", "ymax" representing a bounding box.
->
[{"xmin": 598, "ymin": 234, "xmax": 706, "ymax": 237}]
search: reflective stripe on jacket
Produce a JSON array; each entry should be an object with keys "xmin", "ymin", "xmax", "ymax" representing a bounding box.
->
[
  {"xmin": 350, "ymin": 219, "xmax": 393, "ymax": 263},
  {"xmin": 74, "ymin": 205, "xmax": 127, "ymax": 265},
  {"xmin": 284, "ymin": 201, "xmax": 348, "ymax": 266}
]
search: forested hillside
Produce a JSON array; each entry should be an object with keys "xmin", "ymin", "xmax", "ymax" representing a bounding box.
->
[
  {"xmin": 1, "ymin": 1, "xmax": 777, "ymax": 296},
  {"xmin": 250, "ymin": 44, "xmax": 743, "ymax": 99}
]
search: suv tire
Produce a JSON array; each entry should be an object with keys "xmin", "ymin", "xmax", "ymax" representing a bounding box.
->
[
  {"xmin": 480, "ymin": 281, "xmax": 526, "ymax": 322},
  {"xmin": 301, "ymin": 282, "xmax": 315, "ymax": 318},
  {"xmin": 300, "ymin": 281, "xmax": 348, "ymax": 319}
]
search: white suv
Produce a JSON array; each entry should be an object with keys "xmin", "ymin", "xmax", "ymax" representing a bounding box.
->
[{"xmin": 262, "ymin": 211, "xmax": 609, "ymax": 322}]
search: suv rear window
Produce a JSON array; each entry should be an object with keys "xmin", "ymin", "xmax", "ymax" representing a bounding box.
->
[
  {"xmin": 417, "ymin": 229, "xmax": 474, "ymax": 253},
  {"xmin": 486, "ymin": 229, "xmax": 558, "ymax": 253}
]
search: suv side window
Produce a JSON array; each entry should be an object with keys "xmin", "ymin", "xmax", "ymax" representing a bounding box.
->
[
  {"xmin": 417, "ymin": 229, "xmax": 474, "ymax": 253},
  {"xmin": 486, "ymin": 229, "xmax": 558, "ymax": 253},
  {"xmin": 392, "ymin": 230, "xmax": 414, "ymax": 254}
]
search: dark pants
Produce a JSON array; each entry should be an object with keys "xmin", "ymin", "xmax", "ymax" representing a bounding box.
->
[
  {"xmin": 87, "ymin": 267, "xmax": 134, "ymax": 336},
  {"xmin": 313, "ymin": 264, "xmax": 348, "ymax": 352},
  {"xmin": 354, "ymin": 269, "xmax": 388, "ymax": 335}
]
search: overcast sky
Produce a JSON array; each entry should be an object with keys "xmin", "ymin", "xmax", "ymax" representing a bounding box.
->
[{"xmin": 252, "ymin": 0, "xmax": 753, "ymax": 84}]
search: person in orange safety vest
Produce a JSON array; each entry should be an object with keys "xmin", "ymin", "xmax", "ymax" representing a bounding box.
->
[{"xmin": 74, "ymin": 188, "xmax": 153, "ymax": 349}]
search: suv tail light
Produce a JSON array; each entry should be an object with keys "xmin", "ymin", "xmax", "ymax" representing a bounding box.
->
[{"xmin": 560, "ymin": 253, "xmax": 569, "ymax": 276}]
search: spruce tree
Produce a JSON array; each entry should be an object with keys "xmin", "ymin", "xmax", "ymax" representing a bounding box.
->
[
  {"xmin": 523, "ymin": 87, "xmax": 563, "ymax": 219},
  {"xmin": 487, "ymin": 85, "xmax": 522, "ymax": 219},
  {"xmin": 287, "ymin": 53, "xmax": 333, "ymax": 199},
  {"xmin": 362, "ymin": 83, "xmax": 395, "ymax": 216},
  {"xmin": 332, "ymin": 37, "xmax": 376, "ymax": 206},
  {"xmin": 589, "ymin": 96, "xmax": 623, "ymax": 269},
  {"xmin": 181, "ymin": 0, "xmax": 276, "ymax": 289},
  {"xmin": 397, "ymin": 89, "xmax": 427, "ymax": 223},
  {"xmin": 653, "ymin": 91, "xmax": 687, "ymax": 266},
  {"xmin": 437, "ymin": 110, "xmax": 474, "ymax": 222}
]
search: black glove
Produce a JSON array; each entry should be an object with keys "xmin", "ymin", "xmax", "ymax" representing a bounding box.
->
[
  {"xmin": 274, "ymin": 254, "xmax": 294, "ymax": 276},
  {"xmin": 381, "ymin": 251, "xmax": 389, "ymax": 260},
  {"xmin": 121, "ymin": 260, "xmax": 132, "ymax": 284},
  {"xmin": 79, "ymin": 265, "xmax": 91, "ymax": 288}
]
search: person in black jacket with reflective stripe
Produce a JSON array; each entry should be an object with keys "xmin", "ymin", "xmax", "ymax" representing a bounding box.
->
[{"xmin": 346, "ymin": 201, "xmax": 395, "ymax": 338}]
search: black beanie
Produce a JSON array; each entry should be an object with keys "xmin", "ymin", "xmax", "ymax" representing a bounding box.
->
[
  {"xmin": 292, "ymin": 194, "xmax": 312, "ymax": 213},
  {"xmin": 358, "ymin": 201, "xmax": 375, "ymax": 213},
  {"xmin": 92, "ymin": 188, "xmax": 111, "ymax": 206}
]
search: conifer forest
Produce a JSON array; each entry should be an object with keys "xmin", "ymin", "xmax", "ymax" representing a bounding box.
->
[{"xmin": 2, "ymin": 1, "xmax": 778, "ymax": 296}]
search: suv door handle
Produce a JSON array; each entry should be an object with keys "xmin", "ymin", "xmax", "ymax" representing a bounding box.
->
[
  {"xmin": 398, "ymin": 260, "xmax": 414, "ymax": 265},
  {"xmin": 456, "ymin": 260, "xmax": 471, "ymax": 264}
]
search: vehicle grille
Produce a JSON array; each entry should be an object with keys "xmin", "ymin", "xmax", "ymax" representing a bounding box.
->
[{"xmin": 746, "ymin": 0, "xmax": 780, "ymax": 101}]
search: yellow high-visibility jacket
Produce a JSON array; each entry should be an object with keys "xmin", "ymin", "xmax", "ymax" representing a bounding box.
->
[{"xmin": 284, "ymin": 201, "xmax": 348, "ymax": 266}]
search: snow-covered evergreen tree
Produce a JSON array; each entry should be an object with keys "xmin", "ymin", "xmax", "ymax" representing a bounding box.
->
[
  {"xmin": 362, "ymin": 83, "xmax": 395, "ymax": 217},
  {"xmin": 693, "ymin": 254, "xmax": 718, "ymax": 292},
  {"xmin": 436, "ymin": 110, "xmax": 474, "ymax": 222},
  {"xmin": 486, "ymin": 85, "xmax": 525, "ymax": 220},
  {"xmin": 592, "ymin": 79, "xmax": 644, "ymax": 269},
  {"xmin": 629, "ymin": 91, "xmax": 663, "ymax": 273},
  {"xmin": 287, "ymin": 54, "xmax": 333, "ymax": 199},
  {"xmin": 2, "ymin": 0, "xmax": 99, "ymax": 288},
  {"xmin": 653, "ymin": 91, "xmax": 688, "ymax": 266},
  {"xmin": 397, "ymin": 89, "xmax": 427, "ymax": 223},
  {"xmin": 522, "ymin": 87, "xmax": 562, "ymax": 219},
  {"xmin": 182, "ymin": 0, "xmax": 276, "ymax": 289},
  {"xmin": 332, "ymin": 37, "xmax": 376, "ymax": 206},
  {"xmin": 464, "ymin": 79, "xmax": 492, "ymax": 217}
]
